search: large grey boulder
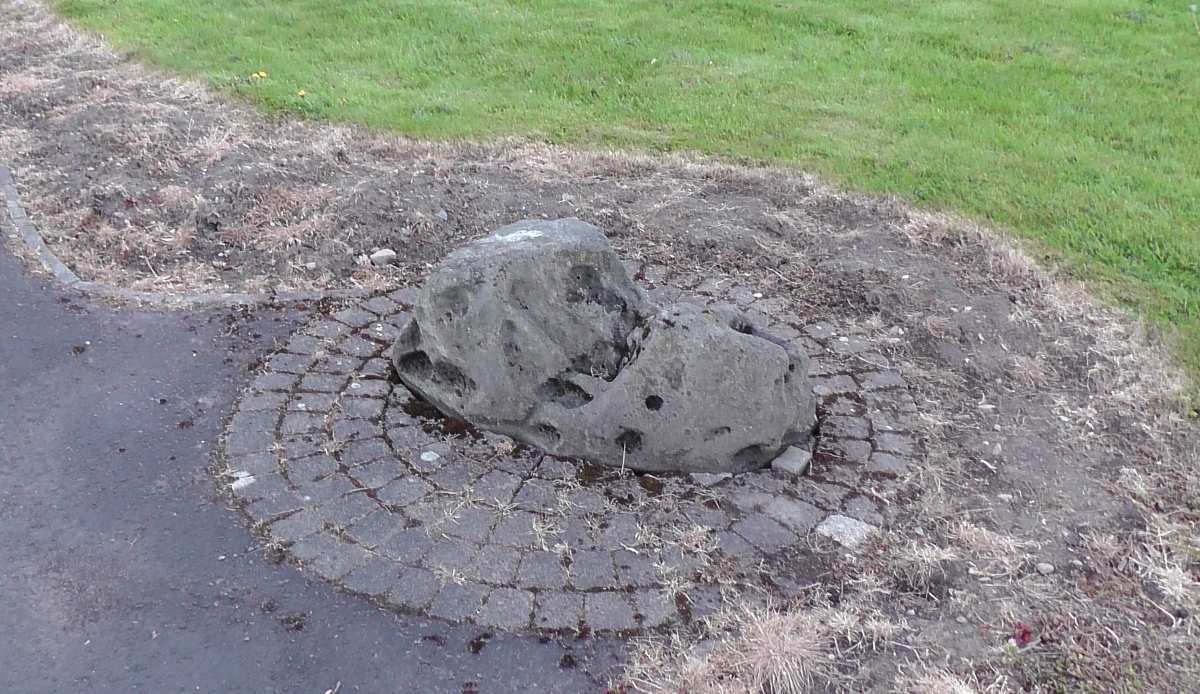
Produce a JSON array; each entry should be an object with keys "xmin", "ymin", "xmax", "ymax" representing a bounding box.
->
[{"xmin": 392, "ymin": 218, "xmax": 816, "ymax": 474}]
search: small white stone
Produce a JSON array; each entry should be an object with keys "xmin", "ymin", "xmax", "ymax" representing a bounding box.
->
[
  {"xmin": 1036, "ymin": 562, "xmax": 1056, "ymax": 575},
  {"xmin": 230, "ymin": 472, "xmax": 255, "ymax": 491},
  {"xmin": 420, "ymin": 451, "xmax": 441, "ymax": 462},
  {"xmin": 771, "ymin": 446, "xmax": 812, "ymax": 476},
  {"xmin": 815, "ymin": 514, "xmax": 877, "ymax": 549},
  {"xmin": 690, "ymin": 472, "xmax": 732, "ymax": 487},
  {"xmin": 369, "ymin": 248, "xmax": 398, "ymax": 266}
]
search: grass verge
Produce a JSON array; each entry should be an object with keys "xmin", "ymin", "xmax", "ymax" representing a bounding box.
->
[{"xmin": 46, "ymin": 0, "xmax": 1200, "ymax": 380}]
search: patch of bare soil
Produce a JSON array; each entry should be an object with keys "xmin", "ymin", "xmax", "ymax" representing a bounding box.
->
[{"xmin": 3, "ymin": 1, "xmax": 1199, "ymax": 691}]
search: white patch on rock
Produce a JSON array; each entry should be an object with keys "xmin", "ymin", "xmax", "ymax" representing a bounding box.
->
[
  {"xmin": 486, "ymin": 228, "xmax": 545, "ymax": 244},
  {"xmin": 420, "ymin": 451, "xmax": 441, "ymax": 462},
  {"xmin": 815, "ymin": 514, "xmax": 877, "ymax": 549}
]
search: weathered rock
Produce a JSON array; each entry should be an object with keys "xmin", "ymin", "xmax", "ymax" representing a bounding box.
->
[{"xmin": 393, "ymin": 218, "xmax": 816, "ymax": 474}]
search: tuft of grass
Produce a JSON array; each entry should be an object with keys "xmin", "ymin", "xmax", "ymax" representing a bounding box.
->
[{"xmin": 46, "ymin": 0, "xmax": 1200, "ymax": 380}]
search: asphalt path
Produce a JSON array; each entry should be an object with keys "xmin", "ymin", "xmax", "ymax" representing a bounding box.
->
[{"xmin": 0, "ymin": 246, "xmax": 622, "ymax": 693}]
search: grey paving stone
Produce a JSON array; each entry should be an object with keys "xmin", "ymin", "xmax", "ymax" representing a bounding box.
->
[
  {"xmin": 875, "ymin": 432, "xmax": 914, "ymax": 455},
  {"xmin": 869, "ymin": 410, "xmax": 917, "ymax": 433},
  {"xmin": 585, "ymin": 592, "xmax": 637, "ymax": 632},
  {"xmin": 791, "ymin": 479, "xmax": 852, "ymax": 508},
  {"xmin": 472, "ymin": 470, "xmax": 522, "ymax": 506},
  {"xmin": 267, "ymin": 352, "xmax": 316, "ymax": 374},
  {"xmin": 422, "ymin": 540, "xmax": 477, "ymax": 573},
  {"xmin": 533, "ymin": 457, "xmax": 576, "ymax": 479},
  {"xmin": 648, "ymin": 286, "xmax": 683, "ymax": 304},
  {"xmin": 824, "ymin": 396, "xmax": 862, "ymax": 416},
  {"xmin": 289, "ymin": 531, "xmax": 341, "ymax": 562},
  {"xmin": 858, "ymin": 370, "xmax": 908, "ymax": 391},
  {"xmin": 308, "ymin": 542, "xmax": 371, "ymax": 580},
  {"xmin": 716, "ymin": 531, "xmax": 759, "ymax": 560},
  {"xmin": 225, "ymin": 452, "xmax": 278, "ymax": 477},
  {"xmin": 763, "ymin": 497, "xmax": 823, "ymax": 533},
  {"xmin": 340, "ymin": 555, "xmax": 402, "ymax": 595},
  {"xmin": 564, "ymin": 488, "xmax": 608, "ymax": 514},
  {"xmin": 866, "ymin": 452, "xmax": 909, "ymax": 476},
  {"xmin": 336, "ymin": 396, "xmax": 386, "ymax": 420},
  {"xmin": 427, "ymin": 460, "xmax": 485, "ymax": 493},
  {"xmin": 331, "ymin": 417, "xmax": 379, "ymax": 443},
  {"xmin": 376, "ymin": 527, "xmax": 434, "ymax": 563},
  {"xmin": 612, "ymin": 549, "xmax": 658, "ymax": 587},
  {"xmin": 289, "ymin": 392, "xmax": 337, "ymax": 413},
  {"xmin": 477, "ymin": 588, "xmax": 534, "ymax": 630},
  {"xmin": 428, "ymin": 582, "xmax": 489, "ymax": 622},
  {"xmin": 771, "ymin": 446, "xmax": 812, "ymax": 476},
  {"xmin": 680, "ymin": 585, "xmax": 724, "ymax": 621},
  {"xmin": 238, "ymin": 391, "xmax": 289, "ymax": 411},
  {"xmin": 280, "ymin": 412, "xmax": 325, "ymax": 436},
  {"xmin": 811, "ymin": 374, "xmax": 857, "ymax": 396},
  {"xmin": 298, "ymin": 373, "xmax": 347, "ymax": 393},
  {"xmin": 407, "ymin": 441, "xmax": 454, "ymax": 472},
  {"xmin": 345, "ymin": 509, "xmax": 403, "ymax": 549},
  {"xmin": 387, "ymin": 567, "xmax": 440, "ymax": 610},
  {"xmin": 512, "ymin": 478, "xmax": 559, "ymax": 512},
  {"xmin": 312, "ymin": 355, "xmax": 362, "ymax": 375},
  {"xmin": 491, "ymin": 511, "xmax": 541, "ymax": 549},
  {"xmin": 278, "ymin": 435, "xmax": 326, "ymax": 461},
  {"xmin": 338, "ymin": 438, "xmax": 392, "ymax": 467},
  {"xmin": 732, "ymin": 514, "xmax": 798, "ymax": 553},
  {"xmin": 533, "ymin": 592, "xmax": 583, "ymax": 631},
  {"xmin": 345, "ymin": 379, "xmax": 391, "ymax": 397},
  {"xmin": 632, "ymin": 589, "xmax": 676, "ymax": 629},
  {"xmin": 386, "ymin": 287, "xmax": 420, "ymax": 306},
  {"xmin": 462, "ymin": 545, "xmax": 520, "ymax": 585},
  {"xmin": 229, "ymin": 409, "xmax": 279, "ymax": 434},
  {"xmin": 822, "ymin": 415, "xmax": 870, "ymax": 440},
  {"xmin": 440, "ymin": 506, "xmax": 497, "ymax": 544},
  {"xmin": 360, "ymin": 296, "xmax": 401, "ymax": 316},
  {"xmin": 349, "ymin": 458, "xmax": 407, "ymax": 489},
  {"xmin": 682, "ymin": 505, "xmax": 732, "ymax": 531},
  {"xmin": 821, "ymin": 439, "xmax": 872, "ymax": 465},
  {"xmin": 269, "ymin": 509, "xmax": 324, "ymax": 544},
  {"xmin": 319, "ymin": 492, "xmax": 378, "ymax": 528},
  {"xmin": 337, "ymin": 335, "xmax": 383, "ymax": 358},
  {"xmin": 229, "ymin": 472, "xmax": 290, "ymax": 504},
  {"xmin": 331, "ymin": 307, "xmax": 377, "ymax": 328},
  {"xmin": 516, "ymin": 551, "xmax": 569, "ymax": 590},
  {"xmin": 843, "ymin": 496, "xmax": 884, "ymax": 525},
  {"xmin": 283, "ymin": 453, "xmax": 338, "ymax": 483},
  {"xmin": 293, "ymin": 474, "xmax": 357, "ymax": 504},
  {"xmin": 243, "ymin": 494, "xmax": 304, "ymax": 523},
  {"xmin": 249, "ymin": 371, "xmax": 300, "ymax": 392},
  {"xmin": 597, "ymin": 515, "xmax": 641, "ymax": 548},
  {"xmin": 366, "ymin": 321, "xmax": 401, "ymax": 342},
  {"xmin": 568, "ymin": 550, "xmax": 616, "ymax": 590},
  {"xmin": 307, "ymin": 319, "xmax": 352, "ymax": 340},
  {"xmin": 358, "ymin": 357, "xmax": 391, "ymax": 380},
  {"xmin": 403, "ymin": 499, "xmax": 448, "ymax": 527},
  {"xmin": 283, "ymin": 334, "xmax": 327, "ymax": 356},
  {"xmin": 224, "ymin": 429, "xmax": 276, "ymax": 456}
]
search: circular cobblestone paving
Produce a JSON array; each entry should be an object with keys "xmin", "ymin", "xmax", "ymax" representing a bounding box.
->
[{"xmin": 219, "ymin": 265, "xmax": 919, "ymax": 633}]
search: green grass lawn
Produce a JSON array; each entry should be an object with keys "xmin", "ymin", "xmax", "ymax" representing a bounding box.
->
[{"xmin": 51, "ymin": 0, "xmax": 1200, "ymax": 382}]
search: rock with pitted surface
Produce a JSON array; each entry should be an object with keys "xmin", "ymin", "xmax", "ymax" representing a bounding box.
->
[{"xmin": 392, "ymin": 218, "xmax": 816, "ymax": 474}]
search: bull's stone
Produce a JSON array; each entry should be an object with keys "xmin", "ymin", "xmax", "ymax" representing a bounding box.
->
[{"xmin": 392, "ymin": 218, "xmax": 816, "ymax": 474}]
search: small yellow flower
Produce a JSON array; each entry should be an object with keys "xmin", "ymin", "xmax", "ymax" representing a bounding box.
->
[
  {"xmin": 297, "ymin": 90, "xmax": 306, "ymax": 97},
  {"xmin": 258, "ymin": 71, "xmax": 267, "ymax": 77}
]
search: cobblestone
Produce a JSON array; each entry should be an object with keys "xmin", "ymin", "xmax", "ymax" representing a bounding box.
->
[{"xmin": 221, "ymin": 273, "xmax": 921, "ymax": 632}]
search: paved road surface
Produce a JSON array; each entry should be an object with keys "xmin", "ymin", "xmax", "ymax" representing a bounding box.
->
[{"xmin": 0, "ymin": 246, "xmax": 621, "ymax": 693}]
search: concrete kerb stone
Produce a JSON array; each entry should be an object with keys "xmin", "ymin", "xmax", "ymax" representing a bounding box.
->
[
  {"xmin": 214, "ymin": 264, "xmax": 920, "ymax": 635},
  {"xmin": 0, "ymin": 162, "xmax": 374, "ymax": 307}
]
